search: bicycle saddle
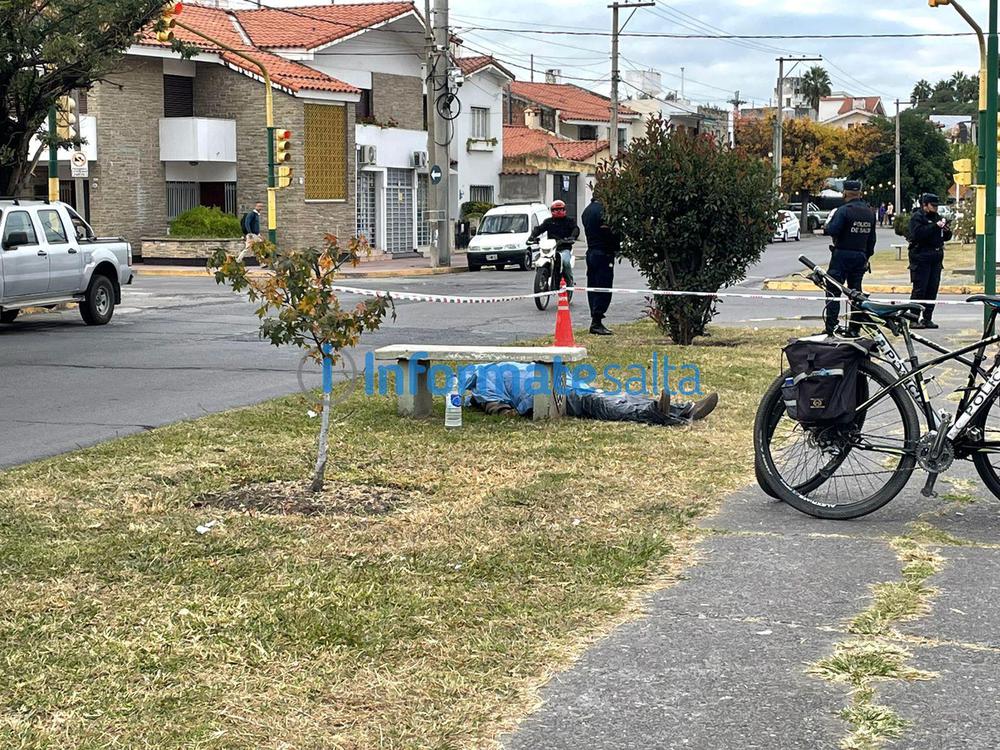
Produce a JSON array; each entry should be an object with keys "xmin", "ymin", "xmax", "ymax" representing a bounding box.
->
[
  {"xmin": 859, "ymin": 300, "xmax": 924, "ymax": 318},
  {"xmin": 967, "ymin": 294, "xmax": 1000, "ymax": 309}
]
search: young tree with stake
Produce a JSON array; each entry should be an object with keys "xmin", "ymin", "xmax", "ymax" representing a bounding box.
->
[{"xmin": 210, "ymin": 236, "xmax": 394, "ymax": 492}]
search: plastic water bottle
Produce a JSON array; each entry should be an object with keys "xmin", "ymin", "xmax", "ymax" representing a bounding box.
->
[{"xmin": 445, "ymin": 384, "xmax": 463, "ymax": 429}]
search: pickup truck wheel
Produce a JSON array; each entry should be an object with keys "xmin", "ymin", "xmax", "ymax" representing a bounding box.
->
[
  {"xmin": 0, "ymin": 310, "xmax": 18, "ymax": 324},
  {"xmin": 80, "ymin": 275, "xmax": 115, "ymax": 326}
]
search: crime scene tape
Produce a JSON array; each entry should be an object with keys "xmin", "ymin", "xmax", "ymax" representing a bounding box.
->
[{"xmin": 328, "ymin": 284, "xmax": 985, "ymax": 308}]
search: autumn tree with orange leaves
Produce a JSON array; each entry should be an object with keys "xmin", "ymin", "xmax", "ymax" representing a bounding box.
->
[{"xmin": 210, "ymin": 236, "xmax": 394, "ymax": 491}]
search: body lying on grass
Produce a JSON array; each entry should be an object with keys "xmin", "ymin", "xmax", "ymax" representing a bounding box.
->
[{"xmin": 464, "ymin": 361, "xmax": 719, "ymax": 424}]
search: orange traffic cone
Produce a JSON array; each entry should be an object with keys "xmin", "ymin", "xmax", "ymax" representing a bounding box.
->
[{"xmin": 553, "ymin": 279, "xmax": 575, "ymax": 347}]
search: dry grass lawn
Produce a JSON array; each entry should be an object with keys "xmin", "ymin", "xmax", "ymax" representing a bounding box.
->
[{"xmin": 0, "ymin": 322, "xmax": 794, "ymax": 749}]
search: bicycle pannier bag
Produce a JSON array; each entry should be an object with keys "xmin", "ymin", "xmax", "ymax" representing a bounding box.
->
[{"xmin": 783, "ymin": 337, "xmax": 877, "ymax": 424}]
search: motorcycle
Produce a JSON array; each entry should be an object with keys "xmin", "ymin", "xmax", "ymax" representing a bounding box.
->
[{"xmin": 528, "ymin": 237, "xmax": 575, "ymax": 311}]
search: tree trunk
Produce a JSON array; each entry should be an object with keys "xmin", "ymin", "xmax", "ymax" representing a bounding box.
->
[{"xmin": 310, "ymin": 389, "xmax": 332, "ymax": 493}]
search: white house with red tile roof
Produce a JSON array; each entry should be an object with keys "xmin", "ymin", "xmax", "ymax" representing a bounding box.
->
[
  {"xmin": 818, "ymin": 95, "xmax": 887, "ymax": 130},
  {"xmin": 505, "ymin": 81, "xmax": 640, "ymax": 151},
  {"xmin": 499, "ymin": 124, "xmax": 608, "ymax": 223},
  {"xmin": 450, "ymin": 55, "xmax": 515, "ymax": 209}
]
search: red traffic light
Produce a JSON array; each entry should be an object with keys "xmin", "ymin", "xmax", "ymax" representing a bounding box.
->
[{"xmin": 276, "ymin": 129, "xmax": 292, "ymax": 140}]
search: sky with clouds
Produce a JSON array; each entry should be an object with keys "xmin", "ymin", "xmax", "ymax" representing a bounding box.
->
[{"xmin": 450, "ymin": 0, "xmax": 990, "ymax": 108}]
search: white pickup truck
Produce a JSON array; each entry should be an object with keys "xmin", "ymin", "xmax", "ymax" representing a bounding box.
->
[{"xmin": 0, "ymin": 199, "xmax": 133, "ymax": 326}]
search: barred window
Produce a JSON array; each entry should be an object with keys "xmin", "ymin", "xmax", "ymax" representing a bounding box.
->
[
  {"xmin": 471, "ymin": 107, "xmax": 490, "ymax": 139},
  {"xmin": 470, "ymin": 185, "xmax": 494, "ymax": 204},
  {"xmin": 304, "ymin": 104, "xmax": 348, "ymax": 200}
]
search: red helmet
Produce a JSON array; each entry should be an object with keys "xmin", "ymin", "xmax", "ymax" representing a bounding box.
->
[{"xmin": 550, "ymin": 200, "xmax": 567, "ymax": 218}]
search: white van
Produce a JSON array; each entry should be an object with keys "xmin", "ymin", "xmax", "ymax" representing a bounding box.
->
[{"xmin": 467, "ymin": 203, "xmax": 550, "ymax": 271}]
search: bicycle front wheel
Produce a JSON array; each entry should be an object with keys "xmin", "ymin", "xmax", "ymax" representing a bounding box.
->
[{"xmin": 756, "ymin": 360, "xmax": 919, "ymax": 519}]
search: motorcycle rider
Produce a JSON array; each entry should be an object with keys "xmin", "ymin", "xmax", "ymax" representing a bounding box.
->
[{"xmin": 529, "ymin": 200, "xmax": 579, "ymax": 287}]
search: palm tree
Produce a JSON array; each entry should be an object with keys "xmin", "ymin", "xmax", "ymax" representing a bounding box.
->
[
  {"xmin": 911, "ymin": 79, "xmax": 933, "ymax": 103},
  {"xmin": 801, "ymin": 65, "xmax": 832, "ymax": 114}
]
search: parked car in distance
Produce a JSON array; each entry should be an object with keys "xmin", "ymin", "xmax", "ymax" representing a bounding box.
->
[
  {"xmin": 467, "ymin": 203, "xmax": 550, "ymax": 272},
  {"xmin": 786, "ymin": 202, "xmax": 829, "ymax": 232},
  {"xmin": 772, "ymin": 210, "xmax": 801, "ymax": 242},
  {"xmin": 0, "ymin": 199, "xmax": 133, "ymax": 326}
]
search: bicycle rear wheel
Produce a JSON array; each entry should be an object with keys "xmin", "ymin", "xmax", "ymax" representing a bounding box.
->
[
  {"xmin": 970, "ymin": 392, "xmax": 1000, "ymax": 500},
  {"xmin": 754, "ymin": 369, "xmax": 848, "ymax": 498},
  {"xmin": 756, "ymin": 360, "xmax": 919, "ymax": 519}
]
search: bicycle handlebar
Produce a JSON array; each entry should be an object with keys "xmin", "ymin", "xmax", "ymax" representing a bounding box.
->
[{"xmin": 797, "ymin": 255, "xmax": 923, "ymax": 325}]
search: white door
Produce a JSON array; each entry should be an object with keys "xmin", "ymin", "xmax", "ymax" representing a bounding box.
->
[
  {"xmin": 357, "ymin": 171, "xmax": 377, "ymax": 248},
  {"xmin": 385, "ymin": 168, "xmax": 414, "ymax": 254},
  {"xmin": 37, "ymin": 208, "xmax": 82, "ymax": 295},
  {"xmin": 1, "ymin": 210, "xmax": 49, "ymax": 298}
]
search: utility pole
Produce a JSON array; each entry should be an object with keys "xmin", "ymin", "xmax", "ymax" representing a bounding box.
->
[
  {"xmin": 424, "ymin": 0, "xmax": 438, "ymax": 263},
  {"xmin": 773, "ymin": 55, "xmax": 821, "ymax": 194},
  {"xmin": 728, "ymin": 90, "xmax": 746, "ymax": 148},
  {"xmin": 429, "ymin": 0, "xmax": 452, "ymax": 266},
  {"xmin": 680, "ymin": 67, "xmax": 685, "ymax": 99},
  {"xmin": 894, "ymin": 99, "xmax": 902, "ymax": 218},
  {"xmin": 530, "ymin": 54, "xmax": 534, "ymax": 82},
  {"xmin": 609, "ymin": 1, "xmax": 654, "ymax": 159},
  {"xmin": 985, "ymin": 0, "xmax": 997, "ymax": 298}
]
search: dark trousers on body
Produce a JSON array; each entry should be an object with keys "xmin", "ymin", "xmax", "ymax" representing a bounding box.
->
[
  {"xmin": 586, "ymin": 250, "xmax": 615, "ymax": 322},
  {"xmin": 910, "ymin": 252, "xmax": 944, "ymax": 322},
  {"xmin": 824, "ymin": 249, "xmax": 868, "ymax": 334}
]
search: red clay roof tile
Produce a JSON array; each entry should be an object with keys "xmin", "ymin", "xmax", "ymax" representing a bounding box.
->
[{"xmin": 509, "ymin": 81, "xmax": 638, "ymax": 123}]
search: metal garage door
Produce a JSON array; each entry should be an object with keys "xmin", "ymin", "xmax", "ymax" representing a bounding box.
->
[
  {"xmin": 386, "ymin": 168, "xmax": 414, "ymax": 254},
  {"xmin": 357, "ymin": 171, "xmax": 377, "ymax": 247}
]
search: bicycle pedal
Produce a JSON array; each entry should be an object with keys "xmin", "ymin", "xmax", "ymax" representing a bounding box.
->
[{"xmin": 921, "ymin": 473, "xmax": 939, "ymax": 499}]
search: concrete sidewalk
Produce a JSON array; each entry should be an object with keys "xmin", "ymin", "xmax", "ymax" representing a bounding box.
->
[
  {"xmin": 504, "ymin": 466, "xmax": 1000, "ymax": 748},
  {"xmin": 135, "ymin": 253, "xmax": 470, "ymax": 279}
]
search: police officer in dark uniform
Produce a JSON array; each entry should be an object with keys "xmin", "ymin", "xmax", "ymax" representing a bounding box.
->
[
  {"xmin": 823, "ymin": 179, "xmax": 876, "ymax": 335},
  {"xmin": 908, "ymin": 193, "xmax": 952, "ymax": 329},
  {"xmin": 581, "ymin": 196, "xmax": 620, "ymax": 335}
]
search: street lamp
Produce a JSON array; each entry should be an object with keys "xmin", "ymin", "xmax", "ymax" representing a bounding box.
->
[{"xmin": 928, "ymin": 0, "xmax": 995, "ymax": 292}]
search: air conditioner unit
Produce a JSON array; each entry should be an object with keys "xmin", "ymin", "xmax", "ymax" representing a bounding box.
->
[
  {"xmin": 358, "ymin": 144, "xmax": 377, "ymax": 165},
  {"xmin": 412, "ymin": 150, "xmax": 428, "ymax": 168}
]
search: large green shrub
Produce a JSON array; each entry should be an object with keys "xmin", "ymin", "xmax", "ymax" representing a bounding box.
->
[
  {"xmin": 953, "ymin": 200, "xmax": 976, "ymax": 244},
  {"xmin": 169, "ymin": 205, "xmax": 242, "ymax": 238},
  {"xmin": 597, "ymin": 121, "xmax": 778, "ymax": 344},
  {"xmin": 461, "ymin": 200, "xmax": 495, "ymax": 219},
  {"xmin": 893, "ymin": 211, "xmax": 910, "ymax": 239}
]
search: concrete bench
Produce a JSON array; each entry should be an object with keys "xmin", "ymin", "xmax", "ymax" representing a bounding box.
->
[
  {"xmin": 372, "ymin": 345, "xmax": 588, "ymax": 421},
  {"xmin": 892, "ymin": 243, "xmax": 906, "ymax": 260}
]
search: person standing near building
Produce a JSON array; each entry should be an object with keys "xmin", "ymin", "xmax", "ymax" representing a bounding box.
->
[
  {"xmin": 238, "ymin": 201, "xmax": 264, "ymax": 262},
  {"xmin": 823, "ymin": 180, "xmax": 876, "ymax": 335},
  {"xmin": 908, "ymin": 193, "xmax": 952, "ymax": 329},
  {"xmin": 581, "ymin": 196, "xmax": 619, "ymax": 336}
]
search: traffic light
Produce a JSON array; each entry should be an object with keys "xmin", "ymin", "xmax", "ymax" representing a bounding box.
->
[
  {"xmin": 157, "ymin": 2, "xmax": 183, "ymax": 43},
  {"xmin": 274, "ymin": 129, "xmax": 292, "ymax": 164},
  {"xmin": 277, "ymin": 165, "xmax": 293, "ymax": 189},
  {"xmin": 928, "ymin": 0, "xmax": 951, "ymax": 6},
  {"xmin": 954, "ymin": 158, "xmax": 973, "ymax": 186},
  {"xmin": 55, "ymin": 96, "xmax": 77, "ymax": 141}
]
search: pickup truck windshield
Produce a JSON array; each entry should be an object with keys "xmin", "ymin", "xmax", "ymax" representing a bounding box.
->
[{"xmin": 479, "ymin": 214, "xmax": 528, "ymax": 234}]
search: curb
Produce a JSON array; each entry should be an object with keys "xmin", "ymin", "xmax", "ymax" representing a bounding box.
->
[
  {"xmin": 134, "ymin": 266, "xmax": 470, "ymax": 279},
  {"xmin": 762, "ymin": 279, "xmax": 984, "ymax": 295}
]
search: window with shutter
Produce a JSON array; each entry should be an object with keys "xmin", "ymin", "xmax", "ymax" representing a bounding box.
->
[{"xmin": 163, "ymin": 75, "xmax": 194, "ymax": 118}]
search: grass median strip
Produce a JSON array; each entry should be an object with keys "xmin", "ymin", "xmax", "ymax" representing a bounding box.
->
[{"xmin": 0, "ymin": 322, "xmax": 791, "ymax": 749}]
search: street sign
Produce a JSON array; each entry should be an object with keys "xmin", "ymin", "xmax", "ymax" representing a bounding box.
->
[
  {"xmin": 430, "ymin": 164, "xmax": 442, "ymax": 185},
  {"xmin": 70, "ymin": 151, "xmax": 88, "ymax": 178}
]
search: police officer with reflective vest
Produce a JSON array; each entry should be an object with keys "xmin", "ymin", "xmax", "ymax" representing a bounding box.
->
[
  {"xmin": 823, "ymin": 180, "xmax": 877, "ymax": 335},
  {"xmin": 908, "ymin": 193, "xmax": 951, "ymax": 330}
]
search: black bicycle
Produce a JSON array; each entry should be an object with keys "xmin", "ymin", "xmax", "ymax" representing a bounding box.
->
[{"xmin": 755, "ymin": 254, "xmax": 1000, "ymax": 519}]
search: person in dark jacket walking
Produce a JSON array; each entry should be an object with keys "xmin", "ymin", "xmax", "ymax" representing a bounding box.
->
[
  {"xmin": 529, "ymin": 200, "xmax": 579, "ymax": 286},
  {"xmin": 238, "ymin": 201, "xmax": 264, "ymax": 262},
  {"xmin": 823, "ymin": 180, "xmax": 877, "ymax": 335},
  {"xmin": 581, "ymin": 196, "xmax": 620, "ymax": 335},
  {"xmin": 908, "ymin": 193, "xmax": 952, "ymax": 329}
]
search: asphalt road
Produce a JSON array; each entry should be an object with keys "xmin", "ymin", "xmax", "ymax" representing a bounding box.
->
[{"xmin": 0, "ymin": 227, "xmax": 974, "ymax": 467}]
